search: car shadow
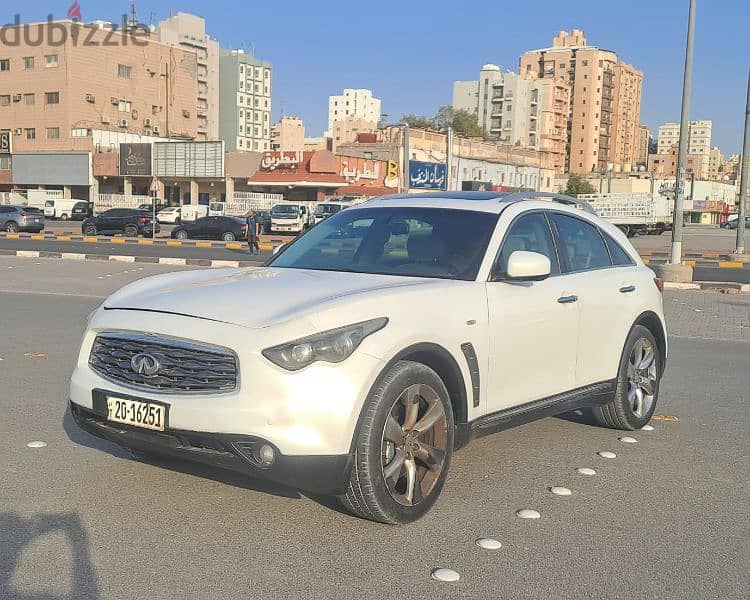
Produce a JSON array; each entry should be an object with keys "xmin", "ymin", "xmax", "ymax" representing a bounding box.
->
[
  {"xmin": 555, "ymin": 408, "xmax": 600, "ymax": 427},
  {"xmin": 0, "ymin": 511, "xmax": 100, "ymax": 600},
  {"xmin": 62, "ymin": 405, "xmax": 306, "ymax": 502}
]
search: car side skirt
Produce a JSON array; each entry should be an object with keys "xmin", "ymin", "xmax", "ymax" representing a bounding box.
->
[{"xmin": 457, "ymin": 379, "xmax": 616, "ymax": 443}]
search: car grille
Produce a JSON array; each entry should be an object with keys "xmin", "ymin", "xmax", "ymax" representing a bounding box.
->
[{"xmin": 89, "ymin": 333, "xmax": 238, "ymax": 394}]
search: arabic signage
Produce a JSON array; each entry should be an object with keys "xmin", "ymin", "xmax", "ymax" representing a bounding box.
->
[
  {"xmin": 0, "ymin": 131, "xmax": 11, "ymax": 154},
  {"xmin": 119, "ymin": 143, "xmax": 152, "ymax": 177},
  {"xmin": 409, "ymin": 160, "xmax": 447, "ymax": 190},
  {"xmin": 339, "ymin": 156, "xmax": 380, "ymax": 182},
  {"xmin": 260, "ymin": 151, "xmax": 302, "ymax": 171},
  {"xmin": 154, "ymin": 141, "xmax": 225, "ymax": 178}
]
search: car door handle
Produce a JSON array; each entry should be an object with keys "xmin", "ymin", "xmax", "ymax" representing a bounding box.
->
[
  {"xmin": 619, "ymin": 285, "xmax": 636, "ymax": 294},
  {"xmin": 557, "ymin": 294, "xmax": 578, "ymax": 304}
]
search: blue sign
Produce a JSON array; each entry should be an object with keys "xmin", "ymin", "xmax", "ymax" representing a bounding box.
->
[{"xmin": 409, "ymin": 160, "xmax": 447, "ymax": 190}]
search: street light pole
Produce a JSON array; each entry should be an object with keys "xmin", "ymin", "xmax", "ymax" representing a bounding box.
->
[
  {"xmin": 735, "ymin": 66, "xmax": 749, "ymax": 255},
  {"xmin": 670, "ymin": 0, "xmax": 696, "ymax": 265}
]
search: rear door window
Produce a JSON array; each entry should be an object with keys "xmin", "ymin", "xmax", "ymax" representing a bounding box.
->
[
  {"xmin": 602, "ymin": 233, "xmax": 635, "ymax": 266},
  {"xmin": 551, "ymin": 213, "xmax": 612, "ymax": 272}
]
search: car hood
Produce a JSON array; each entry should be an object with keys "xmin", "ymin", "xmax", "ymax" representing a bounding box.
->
[{"xmin": 103, "ymin": 267, "xmax": 436, "ymax": 329}]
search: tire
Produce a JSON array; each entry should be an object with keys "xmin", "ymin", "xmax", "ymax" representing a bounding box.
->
[
  {"xmin": 617, "ymin": 225, "xmax": 630, "ymax": 237},
  {"xmin": 5, "ymin": 221, "xmax": 19, "ymax": 233},
  {"xmin": 591, "ymin": 325, "xmax": 661, "ymax": 430},
  {"xmin": 60, "ymin": 213, "xmax": 69, "ymax": 221},
  {"xmin": 222, "ymin": 231, "xmax": 236, "ymax": 242},
  {"xmin": 84, "ymin": 225, "xmax": 97, "ymax": 236},
  {"xmin": 124, "ymin": 224, "xmax": 138, "ymax": 238},
  {"xmin": 175, "ymin": 229, "xmax": 188, "ymax": 241},
  {"xmin": 340, "ymin": 360, "xmax": 454, "ymax": 524}
]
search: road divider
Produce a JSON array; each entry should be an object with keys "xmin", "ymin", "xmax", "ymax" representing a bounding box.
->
[{"xmin": 0, "ymin": 248, "xmax": 258, "ymax": 268}]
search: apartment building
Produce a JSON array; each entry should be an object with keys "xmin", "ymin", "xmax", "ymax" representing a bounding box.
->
[
  {"xmin": 452, "ymin": 64, "xmax": 569, "ymax": 172},
  {"xmin": 328, "ymin": 116, "xmax": 379, "ymax": 151},
  {"xmin": 656, "ymin": 120, "xmax": 712, "ymax": 172},
  {"xmin": 634, "ymin": 124, "xmax": 650, "ymax": 167},
  {"xmin": 158, "ymin": 12, "xmax": 220, "ymax": 141},
  {"xmin": 647, "ymin": 146, "xmax": 705, "ymax": 179},
  {"xmin": 219, "ymin": 50, "xmax": 272, "ymax": 152},
  {"xmin": 520, "ymin": 29, "xmax": 644, "ymax": 174},
  {"xmin": 327, "ymin": 89, "xmax": 381, "ymax": 138},
  {"xmin": 706, "ymin": 147, "xmax": 725, "ymax": 181},
  {"xmin": 0, "ymin": 20, "xmax": 198, "ymax": 153},
  {"xmin": 271, "ymin": 116, "xmax": 304, "ymax": 152}
]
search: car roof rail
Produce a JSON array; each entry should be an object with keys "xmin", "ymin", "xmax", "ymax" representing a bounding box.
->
[{"xmin": 502, "ymin": 192, "xmax": 597, "ymax": 215}]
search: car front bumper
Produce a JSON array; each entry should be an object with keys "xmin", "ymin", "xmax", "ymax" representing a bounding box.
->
[{"xmin": 70, "ymin": 400, "xmax": 352, "ymax": 494}]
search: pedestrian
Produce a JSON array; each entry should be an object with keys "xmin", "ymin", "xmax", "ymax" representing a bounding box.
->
[{"xmin": 245, "ymin": 210, "xmax": 260, "ymax": 255}]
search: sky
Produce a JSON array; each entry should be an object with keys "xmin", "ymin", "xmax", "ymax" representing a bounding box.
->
[{"xmin": 4, "ymin": 0, "xmax": 749, "ymax": 153}]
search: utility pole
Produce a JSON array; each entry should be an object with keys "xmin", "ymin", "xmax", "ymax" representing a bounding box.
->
[
  {"xmin": 669, "ymin": 0, "xmax": 696, "ymax": 267},
  {"xmin": 401, "ymin": 124, "xmax": 410, "ymax": 193},
  {"xmin": 446, "ymin": 126, "xmax": 454, "ymax": 191},
  {"xmin": 735, "ymin": 66, "xmax": 749, "ymax": 255}
]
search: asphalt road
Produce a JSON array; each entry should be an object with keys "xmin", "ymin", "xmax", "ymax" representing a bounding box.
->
[{"xmin": 0, "ymin": 257, "xmax": 748, "ymax": 599}]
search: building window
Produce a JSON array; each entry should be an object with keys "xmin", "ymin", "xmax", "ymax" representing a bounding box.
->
[
  {"xmin": 22, "ymin": 56, "xmax": 34, "ymax": 69},
  {"xmin": 44, "ymin": 54, "xmax": 58, "ymax": 68},
  {"xmin": 0, "ymin": 59, "xmax": 9, "ymax": 71},
  {"xmin": 25, "ymin": 128, "xmax": 36, "ymax": 139},
  {"xmin": 46, "ymin": 127, "xmax": 60, "ymax": 139},
  {"xmin": 118, "ymin": 100, "xmax": 131, "ymax": 112},
  {"xmin": 118, "ymin": 64, "xmax": 132, "ymax": 78},
  {"xmin": 45, "ymin": 92, "xmax": 60, "ymax": 105},
  {"xmin": 152, "ymin": 105, "xmax": 160, "ymax": 115},
  {"xmin": 0, "ymin": 95, "xmax": 9, "ymax": 107},
  {"xmin": 24, "ymin": 93, "xmax": 35, "ymax": 105},
  {"xmin": 582, "ymin": 60, "xmax": 588, "ymax": 66},
  {"xmin": 0, "ymin": 154, "xmax": 10, "ymax": 170}
]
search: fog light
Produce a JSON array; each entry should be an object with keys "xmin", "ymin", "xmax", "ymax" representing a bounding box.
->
[{"xmin": 256, "ymin": 444, "xmax": 276, "ymax": 466}]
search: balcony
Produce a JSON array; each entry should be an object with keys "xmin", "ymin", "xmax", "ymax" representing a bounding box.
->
[{"xmin": 491, "ymin": 95, "xmax": 504, "ymax": 103}]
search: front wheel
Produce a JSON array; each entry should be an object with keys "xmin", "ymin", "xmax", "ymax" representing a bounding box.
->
[
  {"xmin": 5, "ymin": 221, "xmax": 19, "ymax": 233},
  {"xmin": 124, "ymin": 224, "xmax": 138, "ymax": 238},
  {"xmin": 222, "ymin": 231, "xmax": 236, "ymax": 242},
  {"xmin": 83, "ymin": 224, "xmax": 97, "ymax": 236},
  {"xmin": 60, "ymin": 213, "xmax": 69, "ymax": 221},
  {"xmin": 175, "ymin": 229, "xmax": 188, "ymax": 241},
  {"xmin": 591, "ymin": 325, "xmax": 661, "ymax": 430},
  {"xmin": 340, "ymin": 361, "xmax": 454, "ymax": 524}
]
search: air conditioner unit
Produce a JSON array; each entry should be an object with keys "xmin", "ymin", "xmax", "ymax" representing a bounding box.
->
[
  {"xmin": 101, "ymin": 116, "xmax": 111, "ymax": 124},
  {"xmin": 117, "ymin": 119, "xmax": 128, "ymax": 128},
  {"xmin": 13, "ymin": 128, "xmax": 22, "ymax": 135},
  {"xmin": 152, "ymin": 125, "xmax": 160, "ymax": 134},
  {"xmin": 143, "ymin": 118, "xmax": 152, "ymax": 127},
  {"xmin": 110, "ymin": 97, "xmax": 119, "ymax": 105},
  {"xmin": 85, "ymin": 94, "xmax": 96, "ymax": 103},
  {"xmin": 182, "ymin": 110, "xmax": 191, "ymax": 118},
  {"xmin": 12, "ymin": 94, "xmax": 22, "ymax": 102}
]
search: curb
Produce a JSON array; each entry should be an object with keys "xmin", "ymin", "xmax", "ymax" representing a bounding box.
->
[
  {"xmin": 664, "ymin": 281, "xmax": 749, "ymax": 293},
  {"xmin": 0, "ymin": 249, "xmax": 259, "ymax": 269},
  {"xmin": 642, "ymin": 257, "xmax": 747, "ymax": 269}
]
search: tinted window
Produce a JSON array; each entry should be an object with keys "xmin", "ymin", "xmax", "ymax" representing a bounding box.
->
[
  {"xmin": 495, "ymin": 212, "xmax": 559, "ymax": 277},
  {"xmin": 271, "ymin": 207, "xmax": 498, "ymax": 281},
  {"xmin": 100, "ymin": 210, "xmax": 120, "ymax": 218},
  {"xmin": 552, "ymin": 213, "xmax": 612, "ymax": 272},
  {"xmin": 0, "ymin": 206, "xmax": 13, "ymax": 213},
  {"xmin": 602, "ymin": 233, "xmax": 634, "ymax": 266}
]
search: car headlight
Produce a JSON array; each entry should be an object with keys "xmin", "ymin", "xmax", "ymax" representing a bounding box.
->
[{"xmin": 262, "ymin": 317, "xmax": 388, "ymax": 371}]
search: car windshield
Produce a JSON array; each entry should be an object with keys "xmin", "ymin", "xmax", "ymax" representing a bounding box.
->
[
  {"xmin": 270, "ymin": 207, "xmax": 498, "ymax": 281},
  {"xmin": 272, "ymin": 204, "xmax": 300, "ymax": 217},
  {"xmin": 315, "ymin": 204, "xmax": 340, "ymax": 215}
]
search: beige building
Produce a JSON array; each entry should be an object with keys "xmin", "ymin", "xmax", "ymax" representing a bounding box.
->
[
  {"xmin": 453, "ymin": 65, "xmax": 569, "ymax": 172},
  {"xmin": 271, "ymin": 116, "xmax": 305, "ymax": 152},
  {"xmin": 706, "ymin": 146, "xmax": 725, "ymax": 181},
  {"xmin": 0, "ymin": 20, "xmax": 198, "ymax": 153},
  {"xmin": 647, "ymin": 146, "xmax": 705, "ymax": 179},
  {"xmin": 656, "ymin": 120, "xmax": 712, "ymax": 172},
  {"xmin": 158, "ymin": 12, "xmax": 220, "ymax": 141},
  {"xmin": 327, "ymin": 89, "xmax": 381, "ymax": 138},
  {"xmin": 635, "ymin": 125, "xmax": 650, "ymax": 167},
  {"xmin": 520, "ymin": 29, "xmax": 644, "ymax": 174},
  {"xmin": 329, "ymin": 116, "xmax": 378, "ymax": 151}
]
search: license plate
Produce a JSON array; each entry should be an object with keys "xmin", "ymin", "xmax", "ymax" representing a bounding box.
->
[{"xmin": 107, "ymin": 396, "xmax": 166, "ymax": 431}]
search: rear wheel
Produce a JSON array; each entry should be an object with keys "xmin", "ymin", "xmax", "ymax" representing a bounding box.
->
[
  {"xmin": 124, "ymin": 224, "xmax": 138, "ymax": 238},
  {"xmin": 60, "ymin": 213, "xmax": 69, "ymax": 221},
  {"xmin": 222, "ymin": 231, "xmax": 236, "ymax": 242},
  {"xmin": 592, "ymin": 325, "xmax": 661, "ymax": 430},
  {"xmin": 84, "ymin": 224, "xmax": 97, "ymax": 236},
  {"xmin": 5, "ymin": 221, "xmax": 19, "ymax": 233},
  {"xmin": 175, "ymin": 229, "xmax": 188, "ymax": 241},
  {"xmin": 340, "ymin": 361, "xmax": 454, "ymax": 524}
]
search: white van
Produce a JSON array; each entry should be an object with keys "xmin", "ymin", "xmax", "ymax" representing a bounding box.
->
[
  {"xmin": 180, "ymin": 204, "xmax": 209, "ymax": 223},
  {"xmin": 44, "ymin": 198, "xmax": 88, "ymax": 221}
]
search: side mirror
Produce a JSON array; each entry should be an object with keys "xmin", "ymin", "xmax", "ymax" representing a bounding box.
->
[
  {"xmin": 272, "ymin": 243, "xmax": 286, "ymax": 256},
  {"xmin": 506, "ymin": 251, "xmax": 551, "ymax": 282}
]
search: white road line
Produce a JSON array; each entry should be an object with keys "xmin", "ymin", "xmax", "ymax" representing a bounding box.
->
[
  {"xmin": 0, "ymin": 289, "xmax": 107, "ymax": 299},
  {"xmin": 109, "ymin": 255, "xmax": 137, "ymax": 263}
]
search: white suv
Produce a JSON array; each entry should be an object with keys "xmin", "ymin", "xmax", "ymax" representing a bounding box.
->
[{"xmin": 70, "ymin": 192, "xmax": 667, "ymax": 524}]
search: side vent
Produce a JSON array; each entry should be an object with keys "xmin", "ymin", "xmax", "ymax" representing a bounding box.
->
[{"xmin": 460, "ymin": 343, "xmax": 481, "ymax": 408}]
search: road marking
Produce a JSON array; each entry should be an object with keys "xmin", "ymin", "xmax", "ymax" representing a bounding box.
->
[
  {"xmin": 109, "ymin": 255, "xmax": 136, "ymax": 263},
  {"xmin": 597, "ymin": 451, "xmax": 617, "ymax": 459},
  {"xmin": 57, "ymin": 235, "xmax": 71, "ymax": 241},
  {"xmin": 5, "ymin": 234, "xmax": 20, "ymax": 239},
  {"xmin": 641, "ymin": 425, "xmax": 655, "ymax": 431},
  {"xmin": 651, "ymin": 414, "xmax": 679, "ymax": 421},
  {"xmin": 138, "ymin": 239, "xmax": 154, "ymax": 245},
  {"xmin": 516, "ymin": 509, "xmax": 541, "ymax": 519},
  {"xmin": 576, "ymin": 467, "xmax": 596, "ymax": 476},
  {"xmin": 196, "ymin": 241, "xmax": 212, "ymax": 248},
  {"xmin": 702, "ymin": 252, "xmax": 720, "ymax": 259},
  {"xmin": 83, "ymin": 237, "xmax": 98, "ymax": 243},
  {"xmin": 550, "ymin": 486, "xmax": 572, "ymax": 496},
  {"xmin": 16, "ymin": 251, "xmax": 40, "ymax": 258},
  {"xmin": 431, "ymin": 569, "xmax": 460, "ymax": 582},
  {"xmin": 718, "ymin": 261, "xmax": 743, "ymax": 269},
  {"xmin": 61, "ymin": 253, "xmax": 86, "ymax": 260},
  {"xmin": 27, "ymin": 441, "xmax": 48, "ymax": 448},
  {"xmin": 159, "ymin": 258, "xmax": 187, "ymax": 265},
  {"xmin": 111, "ymin": 238, "xmax": 126, "ymax": 244},
  {"xmin": 166, "ymin": 240, "xmax": 182, "ymax": 246},
  {"xmin": 619, "ymin": 436, "xmax": 638, "ymax": 444},
  {"xmin": 24, "ymin": 352, "xmax": 46, "ymax": 358},
  {"xmin": 30, "ymin": 235, "xmax": 45, "ymax": 240},
  {"xmin": 225, "ymin": 242, "xmax": 243, "ymax": 249},
  {"xmin": 475, "ymin": 538, "xmax": 502, "ymax": 550},
  {"xmin": 683, "ymin": 260, "xmax": 696, "ymax": 267},
  {"xmin": 210, "ymin": 260, "xmax": 241, "ymax": 268}
]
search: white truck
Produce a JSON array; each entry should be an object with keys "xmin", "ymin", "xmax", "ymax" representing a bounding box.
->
[
  {"xmin": 270, "ymin": 202, "xmax": 316, "ymax": 234},
  {"xmin": 208, "ymin": 192, "xmax": 283, "ymax": 218},
  {"xmin": 578, "ymin": 193, "xmax": 673, "ymax": 237},
  {"xmin": 180, "ymin": 204, "xmax": 209, "ymax": 223},
  {"xmin": 94, "ymin": 194, "xmax": 153, "ymax": 215}
]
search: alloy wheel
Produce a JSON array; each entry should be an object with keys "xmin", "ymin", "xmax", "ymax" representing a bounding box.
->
[
  {"xmin": 627, "ymin": 338, "xmax": 657, "ymax": 418},
  {"xmin": 6, "ymin": 222, "xmax": 18, "ymax": 233},
  {"xmin": 381, "ymin": 384, "xmax": 448, "ymax": 507}
]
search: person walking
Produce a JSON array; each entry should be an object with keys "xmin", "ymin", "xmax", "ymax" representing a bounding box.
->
[{"xmin": 245, "ymin": 210, "xmax": 260, "ymax": 255}]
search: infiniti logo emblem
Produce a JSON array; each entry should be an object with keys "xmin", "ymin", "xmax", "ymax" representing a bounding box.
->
[{"xmin": 130, "ymin": 353, "xmax": 160, "ymax": 376}]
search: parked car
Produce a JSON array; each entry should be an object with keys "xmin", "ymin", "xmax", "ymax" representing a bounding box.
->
[
  {"xmin": 81, "ymin": 209, "xmax": 160, "ymax": 237},
  {"xmin": 70, "ymin": 192, "xmax": 667, "ymax": 524},
  {"xmin": 171, "ymin": 216, "xmax": 247, "ymax": 242},
  {"xmin": 723, "ymin": 216, "xmax": 750, "ymax": 230},
  {"xmin": 0, "ymin": 205, "xmax": 45, "ymax": 233},
  {"xmin": 156, "ymin": 206, "xmax": 181, "ymax": 224},
  {"xmin": 43, "ymin": 198, "xmax": 90, "ymax": 221},
  {"xmin": 71, "ymin": 201, "xmax": 93, "ymax": 221}
]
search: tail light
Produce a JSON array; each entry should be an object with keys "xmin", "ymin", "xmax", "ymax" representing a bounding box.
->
[
  {"xmin": 653, "ymin": 277, "xmax": 664, "ymax": 293},
  {"xmin": 138, "ymin": 217, "xmax": 149, "ymax": 223}
]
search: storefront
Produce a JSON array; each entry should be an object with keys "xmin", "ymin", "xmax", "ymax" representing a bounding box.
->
[{"xmin": 11, "ymin": 152, "xmax": 92, "ymax": 200}]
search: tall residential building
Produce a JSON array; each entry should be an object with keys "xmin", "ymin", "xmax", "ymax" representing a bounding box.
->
[
  {"xmin": 327, "ymin": 89, "xmax": 380, "ymax": 137},
  {"xmin": 635, "ymin": 125, "xmax": 650, "ymax": 167},
  {"xmin": 219, "ymin": 50, "xmax": 272, "ymax": 152},
  {"xmin": 157, "ymin": 12, "xmax": 220, "ymax": 141},
  {"xmin": 452, "ymin": 64, "xmax": 569, "ymax": 172},
  {"xmin": 706, "ymin": 147, "xmax": 726, "ymax": 181},
  {"xmin": 520, "ymin": 29, "xmax": 644, "ymax": 174},
  {"xmin": 656, "ymin": 121, "xmax": 712, "ymax": 172},
  {"xmin": 647, "ymin": 146, "xmax": 706, "ymax": 179},
  {"xmin": 271, "ymin": 116, "xmax": 305, "ymax": 152},
  {"xmin": 0, "ymin": 20, "xmax": 198, "ymax": 153}
]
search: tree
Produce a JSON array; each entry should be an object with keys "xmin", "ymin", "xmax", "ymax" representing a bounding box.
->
[
  {"xmin": 401, "ymin": 107, "xmax": 484, "ymax": 137},
  {"xmin": 451, "ymin": 108, "xmax": 484, "ymax": 137},
  {"xmin": 564, "ymin": 174, "xmax": 597, "ymax": 196},
  {"xmin": 401, "ymin": 114, "xmax": 435, "ymax": 130}
]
